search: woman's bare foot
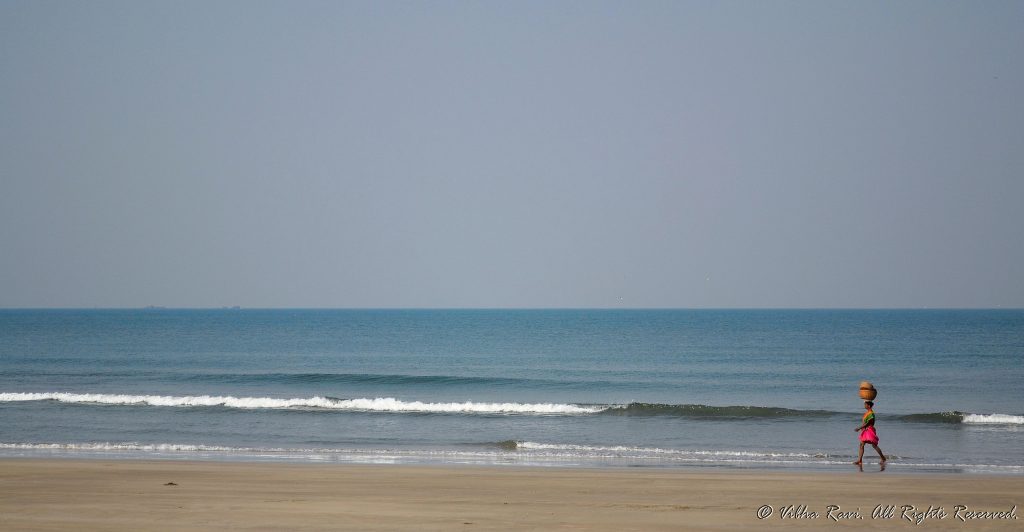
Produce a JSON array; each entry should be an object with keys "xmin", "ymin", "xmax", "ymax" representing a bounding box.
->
[{"xmin": 852, "ymin": 461, "xmax": 862, "ymax": 465}]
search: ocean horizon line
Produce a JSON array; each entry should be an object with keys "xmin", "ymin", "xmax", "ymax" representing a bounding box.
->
[{"xmin": 1, "ymin": 306, "xmax": 1021, "ymax": 311}]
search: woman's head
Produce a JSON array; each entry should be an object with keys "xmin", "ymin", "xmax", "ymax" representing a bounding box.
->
[{"xmin": 864, "ymin": 401, "xmax": 874, "ymax": 409}]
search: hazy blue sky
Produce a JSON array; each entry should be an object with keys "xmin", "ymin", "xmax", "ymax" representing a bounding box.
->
[{"xmin": 2, "ymin": 1, "xmax": 1021, "ymax": 308}]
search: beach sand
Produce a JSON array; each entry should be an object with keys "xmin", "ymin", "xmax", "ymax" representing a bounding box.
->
[{"xmin": 1, "ymin": 459, "xmax": 1021, "ymax": 530}]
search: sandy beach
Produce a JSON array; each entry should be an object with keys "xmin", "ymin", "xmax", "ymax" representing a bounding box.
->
[{"xmin": 0, "ymin": 459, "xmax": 1020, "ymax": 530}]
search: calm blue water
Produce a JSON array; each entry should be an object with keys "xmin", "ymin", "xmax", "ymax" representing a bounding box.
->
[{"xmin": 1, "ymin": 309, "xmax": 1022, "ymax": 473}]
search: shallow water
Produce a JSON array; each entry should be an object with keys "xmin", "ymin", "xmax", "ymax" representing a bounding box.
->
[{"xmin": 1, "ymin": 309, "xmax": 1021, "ymax": 472}]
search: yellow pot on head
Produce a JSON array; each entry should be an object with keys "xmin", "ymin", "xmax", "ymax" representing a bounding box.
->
[{"xmin": 859, "ymin": 381, "xmax": 877, "ymax": 400}]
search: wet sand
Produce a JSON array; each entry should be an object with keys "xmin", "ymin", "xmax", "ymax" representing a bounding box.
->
[{"xmin": 0, "ymin": 459, "xmax": 1021, "ymax": 530}]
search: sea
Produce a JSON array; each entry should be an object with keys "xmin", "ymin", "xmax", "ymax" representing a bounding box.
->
[{"xmin": 1, "ymin": 309, "xmax": 1022, "ymax": 473}]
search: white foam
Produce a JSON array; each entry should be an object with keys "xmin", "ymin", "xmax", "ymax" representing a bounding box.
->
[
  {"xmin": 516, "ymin": 441, "xmax": 822, "ymax": 458},
  {"xmin": 0, "ymin": 392, "xmax": 602, "ymax": 415},
  {"xmin": 962, "ymin": 413, "xmax": 1024, "ymax": 425},
  {"xmin": 899, "ymin": 462, "xmax": 1024, "ymax": 473},
  {"xmin": 0, "ymin": 441, "xmax": 833, "ymax": 464},
  {"xmin": 0, "ymin": 442, "xmax": 251, "ymax": 452},
  {"xmin": 7, "ymin": 442, "xmax": 1019, "ymax": 472}
]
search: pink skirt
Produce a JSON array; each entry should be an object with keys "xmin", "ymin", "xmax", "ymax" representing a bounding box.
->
[{"xmin": 859, "ymin": 427, "xmax": 879, "ymax": 444}]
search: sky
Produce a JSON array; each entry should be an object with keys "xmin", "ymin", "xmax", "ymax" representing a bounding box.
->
[{"xmin": 1, "ymin": 0, "xmax": 1022, "ymax": 308}]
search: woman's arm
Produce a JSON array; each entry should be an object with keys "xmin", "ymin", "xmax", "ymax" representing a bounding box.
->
[{"xmin": 855, "ymin": 417, "xmax": 875, "ymax": 432}]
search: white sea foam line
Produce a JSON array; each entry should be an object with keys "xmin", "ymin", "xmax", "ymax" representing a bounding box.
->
[
  {"xmin": 0, "ymin": 392, "xmax": 602, "ymax": 415},
  {"xmin": 0, "ymin": 442, "xmax": 256, "ymax": 452},
  {"xmin": 962, "ymin": 414, "xmax": 1024, "ymax": 425},
  {"xmin": 0, "ymin": 442, "xmax": 836, "ymax": 463},
  {"xmin": 0, "ymin": 442, "xmax": 814, "ymax": 458},
  {"xmin": 515, "ymin": 441, "xmax": 825, "ymax": 458},
  {"xmin": 0, "ymin": 443, "xmax": 526, "ymax": 456},
  {"xmin": 0, "ymin": 442, "xmax": 461, "ymax": 456},
  {"xmin": 7, "ymin": 443, "xmax": 1020, "ymax": 470},
  {"xmin": 899, "ymin": 462, "xmax": 1024, "ymax": 472}
]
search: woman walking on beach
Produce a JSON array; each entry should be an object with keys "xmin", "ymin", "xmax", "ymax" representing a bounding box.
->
[{"xmin": 854, "ymin": 401, "xmax": 887, "ymax": 465}]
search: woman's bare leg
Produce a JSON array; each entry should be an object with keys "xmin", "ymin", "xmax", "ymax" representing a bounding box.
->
[{"xmin": 854, "ymin": 442, "xmax": 865, "ymax": 465}]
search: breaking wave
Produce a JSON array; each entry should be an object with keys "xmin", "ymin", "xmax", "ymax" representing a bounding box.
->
[
  {"xmin": 2, "ymin": 393, "xmax": 1020, "ymax": 424},
  {"xmin": 962, "ymin": 413, "xmax": 1024, "ymax": 425},
  {"xmin": 898, "ymin": 412, "xmax": 1024, "ymax": 425},
  {"xmin": 0, "ymin": 392, "xmax": 600, "ymax": 415}
]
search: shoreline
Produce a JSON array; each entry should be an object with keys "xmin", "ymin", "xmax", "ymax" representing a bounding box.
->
[
  {"xmin": 2, "ymin": 458, "xmax": 1021, "ymax": 530},
  {"xmin": 3, "ymin": 447, "xmax": 1022, "ymax": 476}
]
